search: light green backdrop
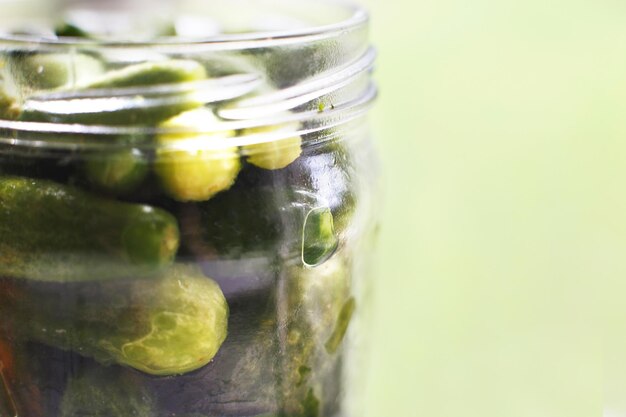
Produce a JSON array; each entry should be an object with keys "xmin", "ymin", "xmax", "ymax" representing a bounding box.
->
[{"xmin": 358, "ymin": 0, "xmax": 625, "ymax": 416}]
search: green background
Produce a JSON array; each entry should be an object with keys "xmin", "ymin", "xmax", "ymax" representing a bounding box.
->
[{"xmin": 358, "ymin": 0, "xmax": 625, "ymax": 416}]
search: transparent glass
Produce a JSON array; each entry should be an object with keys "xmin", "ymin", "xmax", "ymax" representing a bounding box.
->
[{"xmin": 0, "ymin": 1, "xmax": 379, "ymax": 416}]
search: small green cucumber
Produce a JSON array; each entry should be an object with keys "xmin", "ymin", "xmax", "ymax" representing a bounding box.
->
[{"xmin": 0, "ymin": 176, "xmax": 179, "ymax": 282}]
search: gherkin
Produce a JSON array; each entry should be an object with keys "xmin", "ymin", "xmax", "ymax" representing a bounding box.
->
[
  {"xmin": 0, "ymin": 176, "xmax": 180, "ymax": 282},
  {"xmin": 276, "ymin": 254, "xmax": 354, "ymax": 416},
  {"xmin": 236, "ymin": 135, "xmax": 359, "ymax": 234},
  {"xmin": 242, "ymin": 123, "xmax": 303, "ymax": 170},
  {"xmin": 7, "ymin": 52, "xmax": 104, "ymax": 91},
  {"xmin": 182, "ymin": 186, "xmax": 337, "ymax": 265},
  {"xmin": 83, "ymin": 147, "xmax": 149, "ymax": 195},
  {"xmin": 19, "ymin": 59, "xmax": 208, "ymax": 126},
  {"xmin": 155, "ymin": 108, "xmax": 241, "ymax": 202},
  {"xmin": 0, "ymin": 265, "xmax": 229, "ymax": 376}
]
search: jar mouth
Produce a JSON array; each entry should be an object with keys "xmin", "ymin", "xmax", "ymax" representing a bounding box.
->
[
  {"xmin": 0, "ymin": 45, "xmax": 376, "ymax": 149},
  {"xmin": 0, "ymin": 0, "xmax": 375, "ymax": 150},
  {"xmin": 0, "ymin": 0, "xmax": 368, "ymax": 51}
]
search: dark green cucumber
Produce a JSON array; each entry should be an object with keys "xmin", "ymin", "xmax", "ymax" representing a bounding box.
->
[
  {"xmin": 55, "ymin": 22, "xmax": 91, "ymax": 38},
  {"xmin": 182, "ymin": 186, "xmax": 337, "ymax": 265},
  {"xmin": 0, "ymin": 176, "xmax": 179, "ymax": 282},
  {"xmin": 19, "ymin": 95, "xmax": 203, "ymax": 126},
  {"xmin": 236, "ymin": 135, "xmax": 359, "ymax": 234}
]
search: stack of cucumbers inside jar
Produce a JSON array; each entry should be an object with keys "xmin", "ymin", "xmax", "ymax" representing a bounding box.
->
[{"xmin": 0, "ymin": 0, "xmax": 379, "ymax": 416}]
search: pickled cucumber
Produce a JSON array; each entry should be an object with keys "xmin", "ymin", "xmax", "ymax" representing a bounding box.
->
[
  {"xmin": 155, "ymin": 108, "xmax": 241, "ymax": 202},
  {"xmin": 1, "ymin": 265, "xmax": 229, "ymax": 376},
  {"xmin": 183, "ymin": 187, "xmax": 337, "ymax": 264},
  {"xmin": 242, "ymin": 123, "xmax": 303, "ymax": 170},
  {"xmin": 237, "ymin": 136, "xmax": 359, "ymax": 233},
  {"xmin": 85, "ymin": 60, "xmax": 206, "ymax": 90},
  {"xmin": 147, "ymin": 282, "xmax": 280, "ymax": 416},
  {"xmin": 325, "ymin": 297, "xmax": 356, "ymax": 354},
  {"xmin": 0, "ymin": 176, "xmax": 179, "ymax": 282},
  {"xmin": 83, "ymin": 148, "xmax": 149, "ymax": 195},
  {"xmin": 277, "ymin": 255, "xmax": 352, "ymax": 416},
  {"xmin": 8, "ymin": 52, "xmax": 104, "ymax": 91},
  {"xmin": 19, "ymin": 59, "xmax": 208, "ymax": 126},
  {"xmin": 55, "ymin": 22, "xmax": 90, "ymax": 38}
]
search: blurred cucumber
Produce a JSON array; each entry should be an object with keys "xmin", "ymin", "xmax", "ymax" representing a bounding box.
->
[
  {"xmin": 8, "ymin": 52, "xmax": 104, "ymax": 91},
  {"xmin": 237, "ymin": 137, "xmax": 358, "ymax": 233},
  {"xmin": 325, "ymin": 297, "xmax": 356, "ymax": 354},
  {"xmin": 83, "ymin": 147, "xmax": 149, "ymax": 195},
  {"xmin": 181, "ymin": 186, "xmax": 337, "ymax": 264},
  {"xmin": 19, "ymin": 59, "xmax": 208, "ymax": 126},
  {"xmin": 147, "ymin": 286, "xmax": 280, "ymax": 416},
  {"xmin": 147, "ymin": 257, "xmax": 345, "ymax": 417},
  {"xmin": 243, "ymin": 42, "xmax": 333, "ymax": 89},
  {"xmin": 85, "ymin": 59, "xmax": 206, "ymax": 89},
  {"xmin": 277, "ymin": 255, "xmax": 353, "ymax": 416},
  {"xmin": 242, "ymin": 123, "xmax": 303, "ymax": 170},
  {"xmin": 1, "ymin": 265, "xmax": 228, "ymax": 376},
  {"xmin": 0, "ymin": 176, "xmax": 179, "ymax": 282},
  {"xmin": 54, "ymin": 22, "xmax": 90, "ymax": 38}
]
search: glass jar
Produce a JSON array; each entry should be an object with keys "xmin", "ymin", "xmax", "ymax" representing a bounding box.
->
[{"xmin": 0, "ymin": 1, "xmax": 379, "ymax": 416}]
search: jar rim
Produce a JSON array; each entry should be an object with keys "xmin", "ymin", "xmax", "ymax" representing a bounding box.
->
[
  {"xmin": 0, "ymin": 0, "xmax": 375, "ymax": 150},
  {"xmin": 0, "ymin": 0, "xmax": 369, "ymax": 51},
  {"xmin": 0, "ymin": 84, "xmax": 376, "ymax": 151}
]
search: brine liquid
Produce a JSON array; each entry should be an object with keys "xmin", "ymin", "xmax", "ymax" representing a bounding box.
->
[{"xmin": 0, "ymin": 248, "xmax": 360, "ymax": 417}]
